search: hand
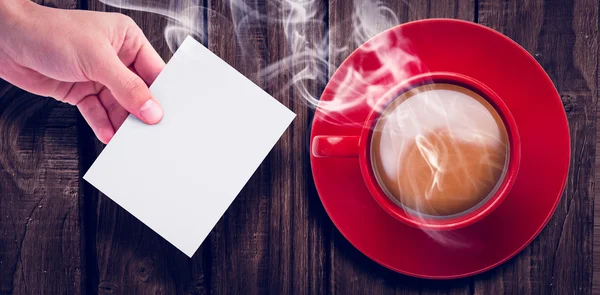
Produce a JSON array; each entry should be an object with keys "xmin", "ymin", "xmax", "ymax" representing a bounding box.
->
[{"xmin": 0, "ymin": 0, "xmax": 165, "ymax": 144}]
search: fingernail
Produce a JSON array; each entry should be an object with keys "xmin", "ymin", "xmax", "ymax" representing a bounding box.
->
[{"xmin": 140, "ymin": 100, "xmax": 163, "ymax": 124}]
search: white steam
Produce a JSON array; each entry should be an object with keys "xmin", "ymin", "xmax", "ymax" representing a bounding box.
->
[{"xmin": 98, "ymin": 0, "xmax": 488, "ymax": 247}]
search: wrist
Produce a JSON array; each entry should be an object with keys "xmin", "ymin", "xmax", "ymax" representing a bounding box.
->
[
  {"xmin": 0, "ymin": 1, "xmax": 38, "ymax": 58},
  {"xmin": 0, "ymin": 0, "xmax": 36, "ymax": 77},
  {"xmin": 0, "ymin": 0, "xmax": 30, "ymax": 28}
]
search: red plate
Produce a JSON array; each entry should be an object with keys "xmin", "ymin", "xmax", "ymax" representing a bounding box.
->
[{"xmin": 310, "ymin": 19, "xmax": 570, "ymax": 279}]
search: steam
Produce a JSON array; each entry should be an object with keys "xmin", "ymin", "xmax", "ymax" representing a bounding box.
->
[
  {"xmin": 98, "ymin": 0, "xmax": 497, "ymax": 247},
  {"xmin": 375, "ymin": 86, "xmax": 508, "ymax": 217}
]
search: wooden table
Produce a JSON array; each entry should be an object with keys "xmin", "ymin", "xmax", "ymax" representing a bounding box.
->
[{"xmin": 0, "ymin": 0, "xmax": 597, "ymax": 294}]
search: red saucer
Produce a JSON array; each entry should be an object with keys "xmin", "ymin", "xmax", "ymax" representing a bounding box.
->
[{"xmin": 310, "ymin": 19, "xmax": 570, "ymax": 279}]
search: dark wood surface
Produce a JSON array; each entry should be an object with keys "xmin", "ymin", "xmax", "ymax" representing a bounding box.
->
[
  {"xmin": 0, "ymin": 1, "xmax": 84, "ymax": 294},
  {"xmin": 0, "ymin": 0, "xmax": 597, "ymax": 294}
]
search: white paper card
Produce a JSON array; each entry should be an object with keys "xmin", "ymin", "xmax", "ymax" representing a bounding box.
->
[{"xmin": 84, "ymin": 36, "xmax": 296, "ymax": 257}]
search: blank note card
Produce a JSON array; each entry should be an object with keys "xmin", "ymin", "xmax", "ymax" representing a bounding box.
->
[{"xmin": 84, "ymin": 36, "xmax": 296, "ymax": 257}]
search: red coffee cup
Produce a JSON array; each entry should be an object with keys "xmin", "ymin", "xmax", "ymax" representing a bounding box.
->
[{"xmin": 311, "ymin": 72, "xmax": 521, "ymax": 231}]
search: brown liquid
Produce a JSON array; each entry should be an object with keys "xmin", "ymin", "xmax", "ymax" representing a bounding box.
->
[{"xmin": 371, "ymin": 84, "xmax": 508, "ymax": 216}]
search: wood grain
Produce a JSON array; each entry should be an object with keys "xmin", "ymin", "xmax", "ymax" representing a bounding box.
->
[
  {"xmin": 0, "ymin": 0, "xmax": 597, "ymax": 294},
  {"xmin": 477, "ymin": 0, "xmax": 597, "ymax": 294},
  {"xmin": 328, "ymin": 1, "xmax": 475, "ymax": 294},
  {"xmin": 0, "ymin": 1, "xmax": 82, "ymax": 294},
  {"xmin": 85, "ymin": 1, "xmax": 210, "ymax": 294},
  {"xmin": 207, "ymin": 0, "xmax": 329, "ymax": 293},
  {"xmin": 207, "ymin": 1, "xmax": 273, "ymax": 293}
]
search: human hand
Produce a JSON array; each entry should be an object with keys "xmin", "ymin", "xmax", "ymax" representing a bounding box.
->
[{"xmin": 0, "ymin": 0, "xmax": 165, "ymax": 144}]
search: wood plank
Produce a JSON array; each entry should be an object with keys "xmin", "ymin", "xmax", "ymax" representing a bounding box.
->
[
  {"xmin": 328, "ymin": 1, "xmax": 474, "ymax": 294},
  {"xmin": 207, "ymin": 2, "xmax": 271, "ymax": 293},
  {"xmin": 595, "ymin": 35, "xmax": 600, "ymax": 295},
  {"xmin": 263, "ymin": 1, "xmax": 330, "ymax": 294},
  {"xmin": 85, "ymin": 1, "xmax": 210, "ymax": 294},
  {"xmin": 477, "ymin": 0, "xmax": 597, "ymax": 294},
  {"xmin": 594, "ymin": 0, "xmax": 600, "ymax": 291},
  {"xmin": 207, "ymin": 0, "xmax": 329, "ymax": 293},
  {"xmin": 0, "ymin": 1, "xmax": 83, "ymax": 293}
]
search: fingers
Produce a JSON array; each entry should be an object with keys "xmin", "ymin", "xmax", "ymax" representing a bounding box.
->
[
  {"xmin": 78, "ymin": 94, "xmax": 115, "ymax": 144},
  {"xmin": 134, "ymin": 36, "xmax": 166, "ymax": 85},
  {"xmin": 94, "ymin": 47, "xmax": 163, "ymax": 125},
  {"xmin": 98, "ymin": 87, "xmax": 129, "ymax": 131},
  {"xmin": 59, "ymin": 81, "xmax": 102, "ymax": 105}
]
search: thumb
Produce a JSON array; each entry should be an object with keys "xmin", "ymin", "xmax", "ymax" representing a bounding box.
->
[{"xmin": 95, "ymin": 52, "xmax": 163, "ymax": 124}]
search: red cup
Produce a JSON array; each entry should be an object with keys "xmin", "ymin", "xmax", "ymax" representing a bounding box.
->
[{"xmin": 311, "ymin": 72, "xmax": 521, "ymax": 231}]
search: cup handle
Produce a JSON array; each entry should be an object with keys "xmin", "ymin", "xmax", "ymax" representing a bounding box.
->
[{"xmin": 312, "ymin": 136, "xmax": 360, "ymax": 158}]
